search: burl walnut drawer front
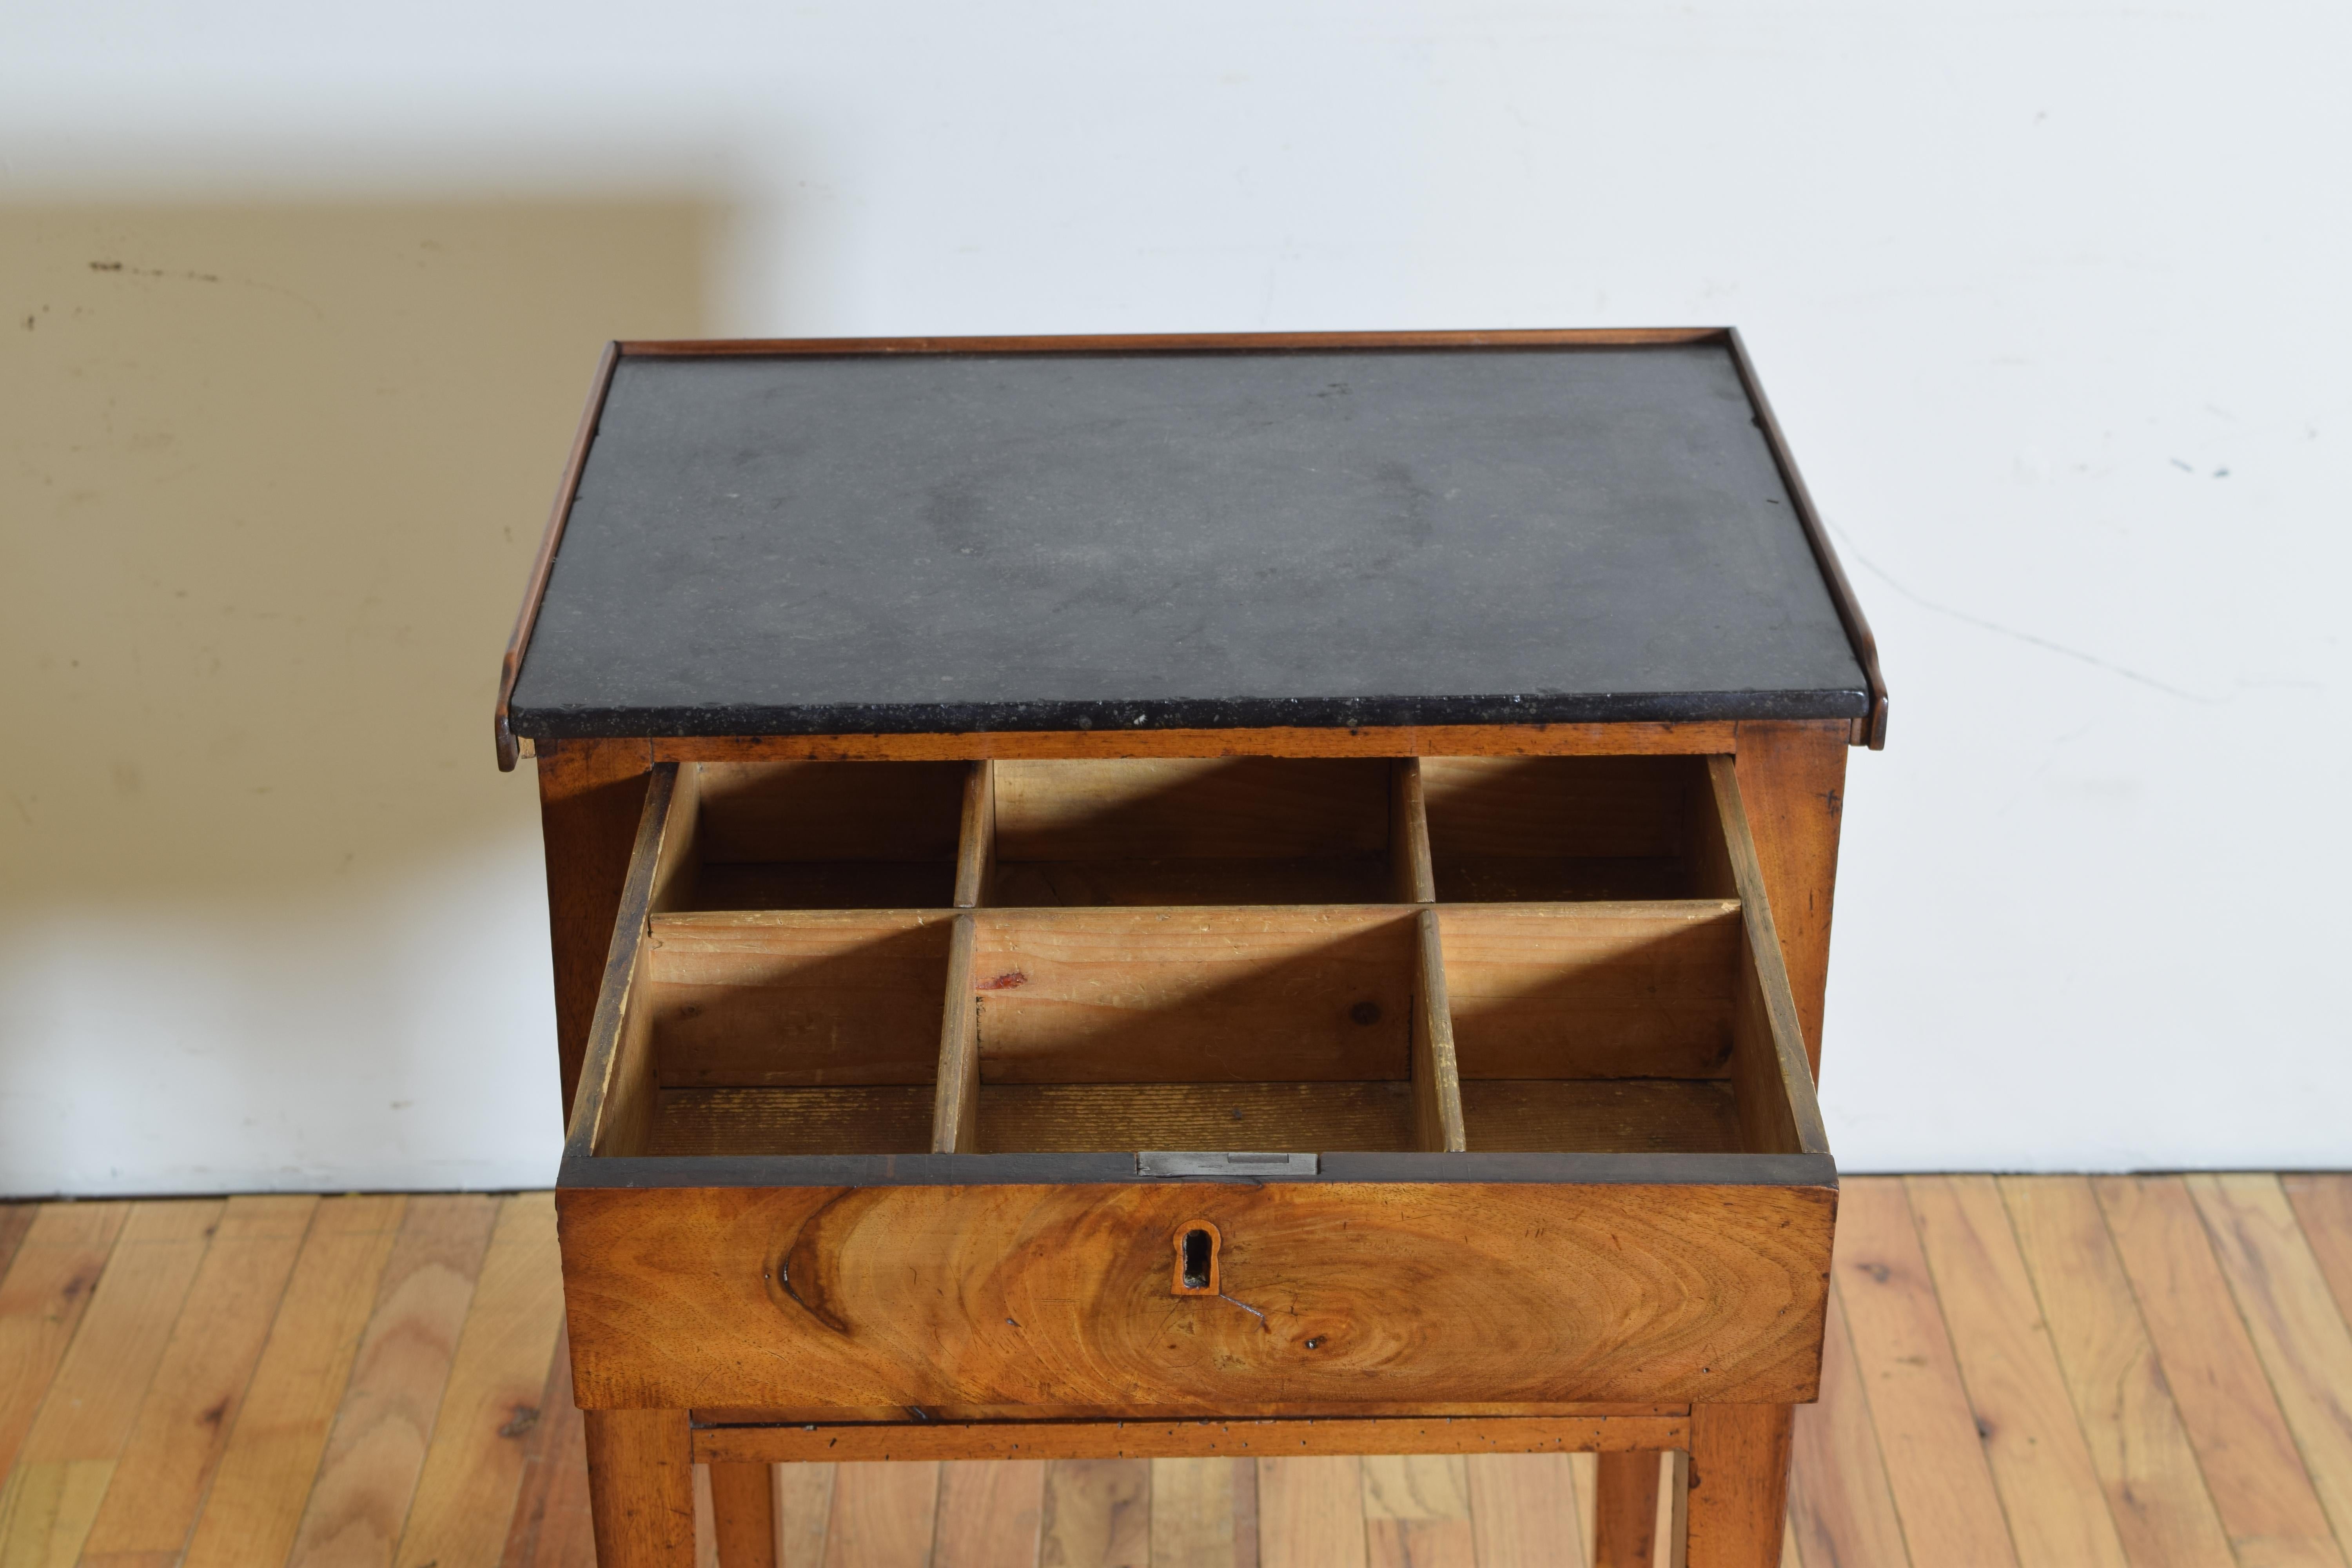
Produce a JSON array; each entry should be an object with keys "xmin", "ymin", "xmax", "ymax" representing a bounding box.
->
[
  {"xmin": 557, "ymin": 1176, "xmax": 1831, "ymax": 1414},
  {"xmin": 557, "ymin": 753, "xmax": 1835, "ymax": 1417}
]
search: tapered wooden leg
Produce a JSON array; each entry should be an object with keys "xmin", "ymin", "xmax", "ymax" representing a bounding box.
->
[
  {"xmin": 1685, "ymin": 1404, "xmax": 1794, "ymax": 1568},
  {"xmin": 1593, "ymin": 1450, "xmax": 1660, "ymax": 1568},
  {"xmin": 710, "ymin": 1461, "xmax": 779, "ymax": 1567},
  {"xmin": 584, "ymin": 1407, "xmax": 695, "ymax": 1567}
]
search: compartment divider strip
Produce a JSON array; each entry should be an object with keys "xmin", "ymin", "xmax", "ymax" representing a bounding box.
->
[
  {"xmin": 1390, "ymin": 757, "xmax": 1437, "ymax": 903},
  {"xmin": 1412, "ymin": 906, "xmax": 1468, "ymax": 1152},
  {"xmin": 566, "ymin": 762, "xmax": 681, "ymax": 1159},
  {"xmin": 932, "ymin": 912, "xmax": 982, "ymax": 1152},
  {"xmin": 954, "ymin": 759, "xmax": 996, "ymax": 908},
  {"xmin": 1704, "ymin": 756, "xmax": 1832, "ymax": 1157}
]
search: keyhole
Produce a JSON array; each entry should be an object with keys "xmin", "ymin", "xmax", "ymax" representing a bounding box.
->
[
  {"xmin": 1182, "ymin": 1229, "xmax": 1212, "ymax": 1289},
  {"xmin": 1171, "ymin": 1221, "xmax": 1221, "ymax": 1295}
]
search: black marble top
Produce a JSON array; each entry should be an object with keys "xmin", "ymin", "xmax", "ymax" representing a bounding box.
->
[{"xmin": 506, "ymin": 341, "xmax": 1871, "ymax": 738}]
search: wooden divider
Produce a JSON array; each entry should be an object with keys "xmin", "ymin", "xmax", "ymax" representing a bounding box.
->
[
  {"xmin": 1412, "ymin": 908, "xmax": 1468, "ymax": 1151},
  {"xmin": 931, "ymin": 914, "xmax": 982, "ymax": 1152},
  {"xmin": 1390, "ymin": 757, "xmax": 1437, "ymax": 902},
  {"xmin": 953, "ymin": 760, "xmax": 995, "ymax": 908},
  {"xmin": 935, "ymin": 762, "xmax": 993, "ymax": 1150},
  {"xmin": 1397, "ymin": 760, "xmax": 1465, "ymax": 1151}
]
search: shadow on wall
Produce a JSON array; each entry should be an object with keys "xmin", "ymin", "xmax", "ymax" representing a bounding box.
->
[
  {"xmin": 0, "ymin": 201, "xmax": 714, "ymax": 1192},
  {"xmin": 2, "ymin": 201, "xmax": 713, "ymax": 895}
]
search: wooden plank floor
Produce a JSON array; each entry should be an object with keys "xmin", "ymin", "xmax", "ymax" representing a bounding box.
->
[{"xmin": 0, "ymin": 1177, "xmax": 2345, "ymax": 1568}]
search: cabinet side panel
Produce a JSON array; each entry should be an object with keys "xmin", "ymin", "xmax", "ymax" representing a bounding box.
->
[
  {"xmin": 538, "ymin": 738, "xmax": 654, "ymax": 1119},
  {"xmin": 1731, "ymin": 722, "xmax": 1847, "ymax": 1077}
]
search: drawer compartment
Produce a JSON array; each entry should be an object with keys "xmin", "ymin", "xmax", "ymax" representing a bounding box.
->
[
  {"xmin": 684, "ymin": 760, "xmax": 967, "ymax": 909},
  {"xmin": 989, "ymin": 758, "xmax": 1400, "ymax": 906},
  {"xmin": 559, "ymin": 753, "xmax": 1834, "ymax": 1417}
]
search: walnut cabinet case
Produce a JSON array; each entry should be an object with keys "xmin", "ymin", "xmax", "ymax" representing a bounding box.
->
[{"xmin": 505, "ymin": 330, "xmax": 1882, "ymax": 1568}]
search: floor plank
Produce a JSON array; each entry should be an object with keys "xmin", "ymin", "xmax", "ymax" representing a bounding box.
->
[
  {"xmin": 1463, "ymin": 1452, "xmax": 1584, "ymax": 1568},
  {"xmin": 823, "ymin": 1462, "xmax": 940, "ymax": 1568},
  {"xmin": 1998, "ymin": 1176, "xmax": 2235, "ymax": 1568},
  {"xmin": 1360, "ymin": 1455, "xmax": 1473, "ymax": 1568},
  {"xmin": 284, "ymin": 1192, "xmax": 499, "ymax": 1568},
  {"xmin": 1906, "ymin": 1175, "xmax": 2131, "ymax": 1568},
  {"xmin": 693, "ymin": 1462, "xmax": 719, "ymax": 1568},
  {"xmin": 500, "ymin": 1323, "xmax": 596, "ymax": 1568},
  {"xmin": 0, "ymin": 1199, "xmax": 220, "ymax": 1568},
  {"xmin": 180, "ymin": 1194, "xmax": 407, "ymax": 1568},
  {"xmin": 1785, "ymin": 1283, "xmax": 1907, "ymax": 1568},
  {"xmin": 1152, "ymin": 1459, "xmax": 1243, "ymax": 1568},
  {"xmin": 778, "ymin": 1463, "xmax": 836, "ymax": 1568},
  {"xmin": 393, "ymin": 1192, "xmax": 569, "ymax": 1568},
  {"xmin": 0, "ymin": 1212, "xmax": 36, "ymax": 1300},
  {"xmin": 1568, "ymin": 1454, "xmax": 1595, "ymax": 1566},
  {"xmin": 1232, "ymin": 1451, "xmax": 1259, "ymax": 1568},
  {"xmin": 937, "ymin": 1459, "xmax": 1046, "ymax": 1568},
  {"xmin": 0, "ymin": 1204, "xmax": 129, "ymax": 1483},
  {"xmin": 81, "ymin": 1194, "xmax": 317, "ymax": 1566},
  {"xmin": 2282, "ymin": 1176, "xmax": 2352, "ymax": 1347},
  {"xmin": 1257, "ymin": 1458, "xmax": 1365, "ymax": 1568},
  {"xmin": 1831, "ymin": 1179, "xmax": 2018, "ymax": 1568},
  {"xmin": 2096, "ymin": 1176, "xmax": 2344, "ymax": 1568},
  {"xmin": 2187, "ymin": 1175, "xmax": 2352, "ymax": 1557},
  {"xmin": 1042, "ymin": 1459, "xmax": 1149, "ymax": 1568}
]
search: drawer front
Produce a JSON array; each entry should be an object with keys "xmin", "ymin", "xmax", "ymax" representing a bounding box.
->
[{"xmin": 558, "ymin": 1178, "xmax": 1833, "ymax": 1414}]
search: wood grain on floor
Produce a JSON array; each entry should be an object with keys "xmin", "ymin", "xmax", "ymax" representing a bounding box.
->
[{"xmin": 0, "ymin": 1176, "xmax": 2345, "ymax": 1568}]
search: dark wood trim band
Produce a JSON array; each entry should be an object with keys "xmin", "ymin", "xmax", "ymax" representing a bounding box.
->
[
  {"xmin": 556, "ymin": 1152, "xmax": 1840, "ymax": 1191},
  {"xmin": 688, "ymin": 1413, "xmax": 1693, "ymax": 1463},
  {"xmin": 642, "ymin": 721, "xmax": 1748, "ymax": 764},
  {"xmin": 494, "ymin": 341, "xmax": 621, "ymax": 771},
  {"xmin": 511, "ymin": 690, "xmax": 1865, "ymax": 745},
  {"xmin": 617, "ymin": 327, "xmax": 1728, "ymax": 359},
  {"xmin": 1724, "ymin": 328, "xmax": 1890, "ymax": 750}
]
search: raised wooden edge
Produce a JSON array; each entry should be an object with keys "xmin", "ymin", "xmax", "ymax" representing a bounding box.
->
[
  {"xmin": 619, "ymin": 328, "xmax": 1729, "ymax": 358},
  {"xmin": 496, "ymin": 340, "xmax": 621, "ymax": 771},
  {"xmin": 644, "ymin": 722, "xmax": 1742, "ymax": 763},
  {"xmin": 564, "ymin": 761, "xmax": 680, "ymax": 1158},
  {"xmin": 1724, "ymin": 329, "xmax": 1888, "ymax": 750},
  {"xmin": 688, "ymin": 1413, "xmax": 1693, "ymax": 1464},
  {"xmin": 1705, "ymin": 758, "xmax": 1831, "ymax": 1156},
  {"xmin": 556, "ymin": 1153, "xmax": 1839, "ymax": 1190}
]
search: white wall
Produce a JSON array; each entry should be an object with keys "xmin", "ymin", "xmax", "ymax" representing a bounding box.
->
[{"xmin": 4, "ymin": 0, "xmax": 2347, "ymax": 1189}]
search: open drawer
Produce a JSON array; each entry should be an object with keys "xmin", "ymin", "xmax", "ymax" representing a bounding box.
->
[{"xmin": 556, "ymin": 753, "xmax": 1835, "ymax": 1420}]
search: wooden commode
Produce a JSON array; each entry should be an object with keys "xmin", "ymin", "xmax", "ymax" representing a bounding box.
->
[{"xmin": 497, "ymin": 330, "xmax": 1886, "ymax": 1568}]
